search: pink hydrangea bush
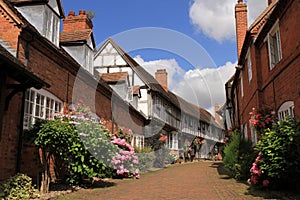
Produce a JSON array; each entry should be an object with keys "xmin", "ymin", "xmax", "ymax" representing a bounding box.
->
[
  {"xmin": 248, "ymin": 152, "xmax": 269, "ymax": 188},
  {"xmin": 111, "ymin": 137, "xmax": 140, "ymax": 179}
]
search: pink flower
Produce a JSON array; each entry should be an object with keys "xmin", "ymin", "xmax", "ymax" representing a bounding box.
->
[{"xmin": 262, "ymin": 179, "xmax": 269, "ymax": 187}]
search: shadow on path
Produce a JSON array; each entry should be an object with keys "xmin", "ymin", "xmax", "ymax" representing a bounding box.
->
[{"xmin": 209, "ymin": 162, "xmax": 232, "ymax": 179}]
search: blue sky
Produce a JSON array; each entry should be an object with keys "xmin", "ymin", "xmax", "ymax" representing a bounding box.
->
[
  {"xmin": 61, "ymin": 0, "xmax": 267, "ymax": 113},
  {"xmin": 62, "ymin": 0, "xmax": 237, "ymax": 68}
]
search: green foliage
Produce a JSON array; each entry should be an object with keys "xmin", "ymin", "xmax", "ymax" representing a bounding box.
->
[
  {"xmin": 166, "ymin": 153, "xmax": 177, "ymax": 164},
  {"xmin": 255, "ymin": 118, "xmax": 300, "ymax": 189},
  {"xmin": 0, "ymin": 173, "xmax": 39, "ymax": 200},
  {"xmin": 223, "ymin": 131, "xmax": 240, "ymax": 178},
  {"xmin": 223, "ymin": 130, "xmax": 254, "ymax": 180},
  {"xmin": 31, "ymin": 116, "xmax": 118, "ymax": 185},
  {"xmin": 238, "ymin": 139, "xmax": 255, "ymax": 180},
  {"xmin": 134, "ymin": 146, "xmax": 155, "ymax": 173},
  {"xmin": 68, "ymin": 120, "xmax": 118, "ymax": 184}
]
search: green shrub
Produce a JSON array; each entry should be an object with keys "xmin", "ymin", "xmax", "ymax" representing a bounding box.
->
[
  {"xmin": 1, "ymin": 173, "xmax": 39, "ymax": 200},
  {"xmin": 29, "ymin": 116, "xmax": 119, "ymax": 190},
  {"xmin": 255, "ymin": 118, "xmax": 300, "ymax": 190},
  {"xmin": 223, "ymin": 131, "xmax": 240, "ymax": 178},
  {"xmin": 223, "ymin": 130, "xmax": 254, "ymax": 180},
  {"xmin": 135, "ymin": 146, "xmax": 155, "ymax": 173}
]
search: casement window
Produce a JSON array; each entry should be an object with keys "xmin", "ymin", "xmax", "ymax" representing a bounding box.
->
[
  {"xmin": 131, "ymin": 135, "xmax": 144, "ymax": 149},
  {"xmin": 268, "ymin": 22, "xmax": 282, "ymax": 70},
  {"xmin": 278, "ymin": 101, "xmax": 294, "ymax": 120},
  {"xmin": 24, "ymin": 88, "xmax": 62, "ymax": 129},
  {"xmin": 167, "ymin": 132, "xmax": 178, "ymax": 150},
  {"xmin": 44, "ymin": 7, "xmax": 60, "ymax": 46},
  {"xmin": 84, "ymin": 46, "xmax": 94, "ymax": 75},
  {"xmin": 247, "ymin": 50, "xmax": 252, "ymax": 82}
]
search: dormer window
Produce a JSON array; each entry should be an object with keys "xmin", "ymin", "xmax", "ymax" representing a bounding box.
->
[
  {"xmin": 44, "ymin": 7, "xmax": 60, "ymax": 45},
  {"xmin": 268, "ymin": 21, "xmax": 282, "ymax": 70},
  {"xmin": 13, "ymin": 0, "xmax": 63, "ymax": 46}
]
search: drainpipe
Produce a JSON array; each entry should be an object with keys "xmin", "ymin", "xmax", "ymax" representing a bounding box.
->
[{"xmin": 16, "ymin": 89, "xmax": 26, "ymax": 173}]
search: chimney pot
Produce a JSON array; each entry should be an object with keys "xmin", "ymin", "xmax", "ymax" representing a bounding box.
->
[
  {"xmin": 68, "ymin": 11, "xmax": 75, "ymax": 16},
  {"xmin": 79, "ymin": 10, "xmax": 86, "ymax": 15},
  {"xmin": 63, "ymin": 10, "xmax": 93, "ymax": 32}
]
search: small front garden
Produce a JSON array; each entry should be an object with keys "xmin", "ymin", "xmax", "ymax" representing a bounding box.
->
[
  {"xmin": 0, "ymin": 102, "xmax": 167, "ymax": 199},
  {"xmin": 223, "ymin": 108, "xmax": 300, "ymax": 194}
]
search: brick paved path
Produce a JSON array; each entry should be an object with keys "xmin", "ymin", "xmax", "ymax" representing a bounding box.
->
[{"xmin": 60, "ymin": 161, "xmax": 265, "ymax": 200}]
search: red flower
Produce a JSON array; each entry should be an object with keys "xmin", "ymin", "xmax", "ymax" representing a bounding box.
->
[{"xmin": 159, "ymin": 135, "xmax": 167, "ymax": 142}]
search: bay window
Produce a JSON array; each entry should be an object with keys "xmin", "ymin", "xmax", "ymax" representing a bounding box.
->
[{"xmin": 24, "ymin": 88, "xmax": 62, "ymax": 129}]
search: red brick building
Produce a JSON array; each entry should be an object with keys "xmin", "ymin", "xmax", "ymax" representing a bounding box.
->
[
  {"xmin": 224, "ymin": 0, "xmax": 299, "ymax": 143},
  {"xmin": 0, "ymin": 0, "xmax": 145, "ymax": 183}
]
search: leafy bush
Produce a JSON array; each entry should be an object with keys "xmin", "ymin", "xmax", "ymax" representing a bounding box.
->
[
  {"xmin": 223, "ymin": 131, "xmax": 240, "ymax": 178},
  {"xmin": 68, "ymin": 120, "xmax": 119, "ymax": 184},
  {"xmin": 223, "ymin": 130, "xmax": 254, "ymax": 180},
  {"xmin": 28, "ymin": 115, "xmax": 119, "ymax": 192},
  {"xmin": 134, "ymin": 146, "xmax": 155, "ymax": 173},
  {"xmin": 1, "ymin": 173, "xmax": 40, "ymax": 200},
  {"xmin": 255, "ymin": 118, "xmax": 300, "ymax": 190}
]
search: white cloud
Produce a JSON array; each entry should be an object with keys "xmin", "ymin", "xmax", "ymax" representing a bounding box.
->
[
  {"xmin": 247, "ymin": 0, "xmax": 267, "ymax": 25},
  {"xmin": 189, "ymin": 0, "xmax": 267, "ymax": 42},
  {"xmin": 134, "ymin": 55, "xmax": 185, "ymax": 90},
  {"xmin": 172, "ymin": 61, "xmax": 236, "ymax": 115},
  {"xmin": 134, "ymin": 55, "xmax": 236, "ymax": 116}
]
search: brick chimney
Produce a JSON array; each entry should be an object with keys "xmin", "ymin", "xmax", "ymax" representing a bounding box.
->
[
  {"xmin": 155, "ymin": 69, "xmax": 168, "ymax": 92},
  {"xmin": 63, "ymin": 10, "xmax": 93, "ymax": 32},
  {"xmin": 235, "ymin": 0, "xmax": 248, "ymax": 59}
]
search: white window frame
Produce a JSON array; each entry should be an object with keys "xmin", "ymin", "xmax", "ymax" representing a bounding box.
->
[
  {"xmin": 268, "ymin": 21, "xmax": 282, "ymax": 70},
  {"xmin": 240, "ymin": 73, "xmax": 244, "ymax": 97},
  {"xmin": 24, "ymin": 88, "xmax": 63, "ymax": 129},
  {"xmin": 167, "ymin": 132, "xmax": 178, "ymax": 150},
  {"xmin": 44, "ymin": 6, "xmax": 60, "ymax": 46},
  {"xmin": 247, "ymin": 50, "xmax": 252, "ymax": 82},
  {"xmin": 278, "ymin": 101, "xmax": 294, "ymax": 120},
  {"xmin": 131, "ymin": 135, "xmax": 144, "ymax": 149}
]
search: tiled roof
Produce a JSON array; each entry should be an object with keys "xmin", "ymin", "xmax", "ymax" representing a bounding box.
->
[
  {"xmin": 255, "ymin": 0, "xmax": 292, "ymax": 45},
  {"xmin": 97, "ymin": 38, "xmax": 223, "ymax": 129},
  {"xmin": 248, "ymin": 1, "xmax": 277, "ymax": 35},
  {"xmin": 100, "ymin": 72, "xmax": 128, "ymax": 83},
  {"xmin": 60, "ymin": 29, "xmax": 92, "ymax": 43}
]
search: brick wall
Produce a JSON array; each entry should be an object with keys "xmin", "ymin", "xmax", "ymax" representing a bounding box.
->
[
  {"xmin": 236, "ymin": 0, "xmax": 300, "ymax": 137},
  {"xmin": 0, "ymin": 4, "xmax": 145, "ymax": 182},
  {"xmin": 0, "ymin": 78, "xmax": 23, "ymax": 180},
  {"xmin": 0, "ymin": 5, "xmax": 20, "ymax": 50}
]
